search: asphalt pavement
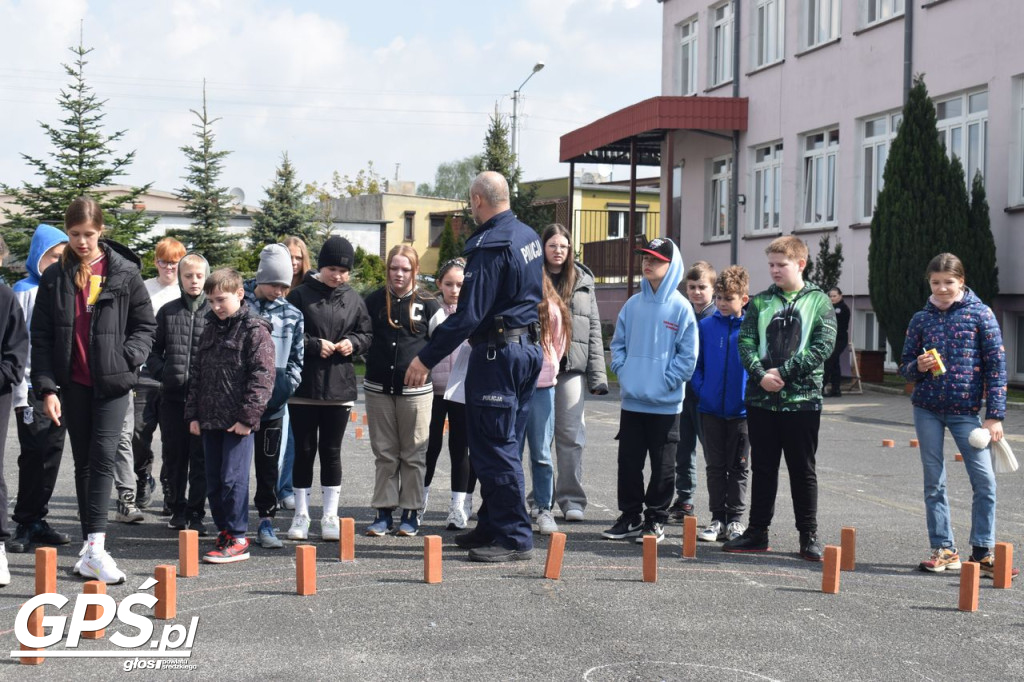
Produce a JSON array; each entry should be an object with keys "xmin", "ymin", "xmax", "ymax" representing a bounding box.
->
[{"xmin": 2, "ymin": 386, "xmax": 1023, "ymax": 681}]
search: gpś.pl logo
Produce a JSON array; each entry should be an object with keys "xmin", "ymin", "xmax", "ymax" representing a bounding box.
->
[{"xmin": 10, "ymin": 576, "xmax": 198, "ymax": 668}]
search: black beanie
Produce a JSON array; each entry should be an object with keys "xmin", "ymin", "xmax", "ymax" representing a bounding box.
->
[{"xmin": 318, "ymin": 236, "xmax": 355, "ymax": 270}]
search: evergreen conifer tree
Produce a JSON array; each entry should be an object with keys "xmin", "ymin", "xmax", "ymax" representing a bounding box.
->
[
  {"xmin": 869, "ymin": 76, "xmax": 963, "ymax": 355},
  {"xmin": 965, "ymin": 171, "xmax": 999, "ymax": 304},
  {"xmin": 472, "ymin": 110, "xmax": 549, "ymax": 232},
  {"xmin": 169, "ymin": 82, "xmax": 236, "ymax": 267},
  {"xmin": 0, "ymin": 40, "xmax": 156, "ymax": 256},
  {"xmin": 250, "ymin": 152, "xmax": 316, "ymax": 248}
]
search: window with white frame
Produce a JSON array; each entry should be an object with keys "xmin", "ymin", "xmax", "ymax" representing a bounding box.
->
[
  {"xmin": 803, "ymin": 0, "xmax": 840, "ymax": 49},
  {"xmin": 751, "ymin": 142, "xmax": 783, "ymax": 233},
  {"xmin": 754, "ymin": 0, "xmax": 785, "ymax": 67},
  {"xmin": 607, "ymin": 206, "xmax": 647, "ymax": 240},
  {"xmin": 936, "ymin": 90, "xmax": 988, "ymax": 186},
  {"xmin": 801, "ymin": 128, "xmax": 839, "ymax": 227},
  {"xmin": 678, "ymin": 18, "xmax": 699, "ymax": 95},
  {"xmin": 710, "ymin": 3, "xmax": 733, "ymax": 87},
  {"xmin": 708, "ymin": 156, "xmax": 733, "ymax": 239},
  {"xmin": 861, "ymin": 0, "xmax": 904, "ymax": 26},
  {"xmin": 860, "ymin": 112, "xmax": 901, "ymax": 220}
]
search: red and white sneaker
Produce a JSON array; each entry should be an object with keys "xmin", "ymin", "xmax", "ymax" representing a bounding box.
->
[
  {"xmin": 919, "ymin": 547, "xmax": 961, "ymax": 573},
  {"xmin": 203, "ymin": 534, "xmax": 250, "ymax": 564}
]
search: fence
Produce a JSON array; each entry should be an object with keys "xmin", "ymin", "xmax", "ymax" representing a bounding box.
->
[{"xmin": 574, "ymin": 209, "xmax": 661, "ymax": 283}]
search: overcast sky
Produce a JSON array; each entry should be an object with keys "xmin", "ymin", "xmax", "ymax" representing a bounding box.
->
[{"xmin": 0, "ymin": 0, "xmax": 661, "ymax": 204}]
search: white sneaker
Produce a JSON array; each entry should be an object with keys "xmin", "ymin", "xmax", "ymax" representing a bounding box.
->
[
  {"xmin": 72, "ymin": 540, "xmax": 88, "ymax": 575},
  {"xmin": 445, "ymin": 505, "xmax": 468, "ymax": 530},
  {"xmin": 697, "ymin": 520, "xmax": 725, "ymax": 542},
  {"xmin": 0, "ymin": 545, "xmax": 9, "ymax": 586},
  {"xmin": 320, "ymin": 515, "xmax": 340, "ymax": 541},
  {"xmin": 564, "ymin": 508, "xmax": 585, "ymax": 522},
  {"xmin": 79, "ymin": 549, "xmax": 126, "ymax": 584},
  {"xmin": 279, "ymin": 495, "xmax": 296, "ymax": 510},
  {"xmin": 725, "ymin": 521, "xmax": 746, "ymax": 542},
  {"xmin": 536, "ymin": 509, "xmax": 559, "ymax": 535},
  {"xmin": 287, "ymin": 514, "xmax": 311, "ymax": 540}
]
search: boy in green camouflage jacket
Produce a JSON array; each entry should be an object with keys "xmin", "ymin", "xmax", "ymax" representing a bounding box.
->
[{"xmin": 723, "ymin": 236, "xmax": 836, "ymax": 561}]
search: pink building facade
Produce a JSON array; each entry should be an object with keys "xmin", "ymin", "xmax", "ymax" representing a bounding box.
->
[{"xmin": 655, "ymin": 0, "xmax": 1024, "ymax": 380}]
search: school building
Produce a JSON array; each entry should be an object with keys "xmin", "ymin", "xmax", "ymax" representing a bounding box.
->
[{"xmin": 560, "ymin": 0, "xmax": 1024, "ymax": 382}]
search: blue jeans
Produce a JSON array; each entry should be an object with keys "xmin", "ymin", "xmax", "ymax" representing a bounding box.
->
[
  {"xmin": 520, "ymin": 386, "xmax": 555, "ymax": 511},
  {"xmin": 914, "ymin": 407, "xmax": 996, "ymax": 550},
  {"xmin": 276, "ymin": 409, "xmax": 294, "ymax": 501}
]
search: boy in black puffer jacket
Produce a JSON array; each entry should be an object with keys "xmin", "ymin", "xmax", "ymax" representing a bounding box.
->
[
  {"xmin": 147, "ymin": 253, "xmax": 211, "ymax": 536},
  {"xmin": 185, "ymin": 269, "xmax": 275, "ymax": 564}
]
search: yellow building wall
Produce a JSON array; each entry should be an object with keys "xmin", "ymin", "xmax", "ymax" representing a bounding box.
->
[{"xmin": 380, "ymin": 194, "xmax": 464, "ymax": 276}]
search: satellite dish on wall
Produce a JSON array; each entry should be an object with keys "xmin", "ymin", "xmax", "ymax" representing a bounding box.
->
[{"xmin": 228, "ymin": 187, "xmax": 245, "ymax": 207}]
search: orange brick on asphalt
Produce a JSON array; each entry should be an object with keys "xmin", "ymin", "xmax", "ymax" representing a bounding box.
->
[
  {"xmin": 959, "ymin": 561, "xmax": 980, "ymax": 611},
  {"xmin": 34, "ymin": 546, "xmax": 56, "ymax": 595},
  {"xmin": 840, "ymin": 527, "xmax": 856, "ymax": 571},
  {"xmin": 682, "ymin": 516, "xmax": 697, "ymax": 558},
  {"xmin": 18, "ymin": 604, "xmax": 44, "ymax": 665},
  {"xmin": 339, "ymin": 518, "xmax": 355, "ymax": 562},
  {"xmin": 910, "ymin": 439, "xmax": 919, "ymax": 447},
  {"xmin": 297, "ymin": 545, "xmax": 316, "ymax": 596},
  {"xmin": 882, "ymin": 439, "xmax": 895, "ymax": 448},
  {"xmin": 994, "ymin": 542, "xmax": 1014, "ymax": 589},
  {"xmin": 642, "ymin": 535, "xmax": 658, "ymax": 583},
  {"xmin": 154, "ymin": 565, "xmax": 176, "ymax": 620},
  {"xmin": 424, "ymin": 535, "xmax": 442, "ymax": 584},
  {"xmin": 822, "ymin": 545, "xmax": 841, "ymax": 594},
  {"xmin": 955, "ymin": 453, "xmax": 964, "ymax": 462},
  {"xmin": 82, "ymin": 581, "xmax": 106, "ymax": 639},
  {"xmin": 179, "ymin": 529, "xmax": 199, "ymax": 577},
  {"xmin": 544, "ymin": 532, "xmax": 566, "ymax": 580}
]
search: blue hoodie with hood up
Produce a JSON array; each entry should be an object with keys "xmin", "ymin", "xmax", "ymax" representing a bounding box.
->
[
  {"xmin": 13, "ymin": 224, "xmax": 69, "ymax": 408},
  {"xmin": 610, "ymin": 240, "xmax": 698, "ymax": 415}
]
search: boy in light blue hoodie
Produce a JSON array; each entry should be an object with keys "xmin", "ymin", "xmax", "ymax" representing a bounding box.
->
[{"xmin": 603, "ymin": 238, "xmax": 698, "ymax": 544}]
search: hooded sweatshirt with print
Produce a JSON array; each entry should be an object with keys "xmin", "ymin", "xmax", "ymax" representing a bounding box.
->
[
  {"xmin": 738, "ymin": 281, "xmax": 836, "ymax": 412},
  {"xmin": 13, "ymin": 224, "xmax": 68, "ymax": 409},
  {"xmin": 609, "ymin": 241, "xmax": 698, "ymax": 415}
]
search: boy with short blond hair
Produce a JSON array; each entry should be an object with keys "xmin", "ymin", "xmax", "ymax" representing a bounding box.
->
[
  {"xmin": 185, "ymin": 268, "xmax": 275, "ymax": 564},
  {"xmin": 692, "ymin": 266, "xmax": 750, "ymax": 543},
  {"xmin": 723, "ymin": 236, "xmax": 836, "ymax": 561},
  {"xmin": 603, "ymin": 238, "xmax": 698, "ymax": 544},
  {"xmin": 669, "ymin": 260, "xmax": 717, "ymax": 522}
]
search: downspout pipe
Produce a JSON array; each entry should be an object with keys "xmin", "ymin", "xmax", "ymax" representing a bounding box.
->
[{"xmin": 729, "ymin": 0, "xmax": 740, "ymax": 266}]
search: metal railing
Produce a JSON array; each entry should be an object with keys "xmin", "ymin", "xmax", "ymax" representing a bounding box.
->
[{"xmin": 574, "ymin": 209, "xmax": 660, "ymax": 283}]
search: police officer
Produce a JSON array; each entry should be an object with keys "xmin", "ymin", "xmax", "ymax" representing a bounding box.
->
[{"xmin": 405, "ymin": 171, "xmax": 543, "ymax": 562}]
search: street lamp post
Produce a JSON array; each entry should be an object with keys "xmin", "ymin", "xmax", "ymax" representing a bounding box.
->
[{"xmin": 510, "ymin": 62, "xmax": 545, "ymax": 174}]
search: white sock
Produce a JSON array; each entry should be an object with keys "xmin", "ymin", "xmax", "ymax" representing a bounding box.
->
[
  {"xmin": 451, "ymin": 491, "xmax": 466, "ymax": 511},
  {"xmin": 322, "ymin": 486, "xmax": 341, "ymax": 518},
  {"xmin": 87, "ymin": 532, "xmax": 105, "ymax": 554},
  {"xmin": 463, "ymin": 493, "xmax": 474, "ymax": 517},
  {"xmin": 294, "ymin": 488, "xmax": 310, "ymax": 517}
]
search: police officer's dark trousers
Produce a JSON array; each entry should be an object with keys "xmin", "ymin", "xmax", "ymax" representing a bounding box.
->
[{"xmin": 465, "ymin": 338, "xmax": 542, "ymax": 552}]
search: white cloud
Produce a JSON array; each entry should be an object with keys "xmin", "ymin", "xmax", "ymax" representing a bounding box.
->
[{"xmin": 0, "ymin": 0, "xmax": 661, "ymax": 199}]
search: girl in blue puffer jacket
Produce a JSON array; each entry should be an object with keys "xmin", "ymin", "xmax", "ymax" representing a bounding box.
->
[{"xmin": 900, "ymin": 253, "xmax": 1007, "ymax": 578}]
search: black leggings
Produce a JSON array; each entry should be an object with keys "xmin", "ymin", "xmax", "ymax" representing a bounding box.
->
[
  {"xmin": 288, "ymin": 403, "xmax": 348, "ymax": 488},
  {"xmin": 423, "ymin": 395, "xmax": 475, "ymax": 493},
  {"xmin": 63, "ymin": 382, "xmax": 129, "ymax": 538}
]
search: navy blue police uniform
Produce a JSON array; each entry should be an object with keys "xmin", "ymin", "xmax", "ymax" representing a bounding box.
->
[{"xmin": 417, "ymin": 209, "xmax": 543, "ymax": 551}]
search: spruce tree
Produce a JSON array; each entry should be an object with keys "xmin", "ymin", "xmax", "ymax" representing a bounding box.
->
[
  {"xmin": 250, "ymin": 152, "xmax": 316, "ymax": 247},
  {"xmin": 0, "ymin": 40, "xmax": 156, "ymax": 256},
  {"xmin": 868, "ymin": 75, "xmax": 962, "ymax": 356},
  {"xmin": 472, "ymin": 110, "xmax": 547, "ymax": 232},
  {"xmin": 436, "ymin": 216, "xmax": 461, "ymax": 277},
  {"xmin": 170, "ymin": 82, "xmax": 236, "ymax": 267},
  {"xmin": 807, "ymin": 235, "xmax": 844, "ymax": 293},
  {"xmin": 965, "ymin": 171, "xmax": 999, "ymax": 304}
]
